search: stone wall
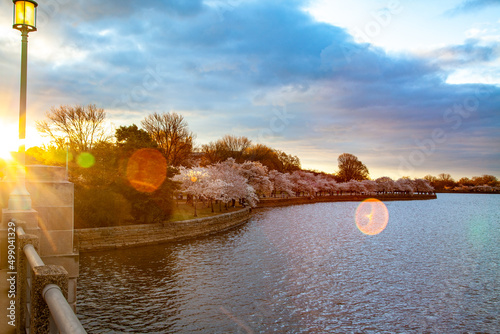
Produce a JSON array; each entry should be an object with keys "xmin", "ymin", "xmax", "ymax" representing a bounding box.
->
[
  {"xmin": 76, "ymin": 208, "xmax": 252, "ymax": 252},
  {"xmin": 256, "ymin": 194, "xmax": 437, "ymax": 208}
]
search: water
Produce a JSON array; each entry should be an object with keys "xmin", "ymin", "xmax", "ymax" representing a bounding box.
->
[{"xmin": 77, "ymin": 194, "xmax": 499, "ymax": 333}]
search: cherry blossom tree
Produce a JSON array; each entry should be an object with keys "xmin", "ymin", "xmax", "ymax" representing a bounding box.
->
[
  {"xmin": 396, "ymin": 178, "xmax": 414, "ymax": 195},
  {"xmin": 414, "ymin": 178, "xmax": 434, "ymax": 194},
  {"xmin": 268, "ymin": 170, "xmax": 294, "ymax": 197},
  {"xmin": 203, "ymin": 177, "xmax": 228, "ymax": 212},
  {"xmin": 325, "ymin": 179, "xmax": 339, "ymax": 195},
  {"xmin": 376, "ymin": 176, "xmax": 396, "ymax": 194},
  {"xmin": 361, "ymin": 180, "xmax": 378, "ymax": 195},
  {"xmin": 344, "ymin": 180, "xmax": 367, "ymax": 195},
  {"xmin": 209, "ymin": 159, "xmax": 258, "ymax": 208},
  {"xmin": 238, "ymin": 161, "xmax": 272, "ymax": 197},
  {"xmin": 173, "ymin": 167, "xmax": 209, "ymax": 217},
  {"xmin": 289, "ymin": 170, "xmax": 318, "ymax": 197}
]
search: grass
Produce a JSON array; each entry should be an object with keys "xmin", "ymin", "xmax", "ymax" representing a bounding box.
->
[{"xmin": 168, "ymin": 200, "xmax": 243, "ymax": 222}]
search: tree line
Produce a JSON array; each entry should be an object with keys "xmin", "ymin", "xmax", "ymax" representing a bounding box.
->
[
  {"xmin": 423, "ymin": 173, "xmax": 499, "ymax": 192},
  {"xmin": 1, "ymin": 104, "xmax": 495, "ymax": 227}
]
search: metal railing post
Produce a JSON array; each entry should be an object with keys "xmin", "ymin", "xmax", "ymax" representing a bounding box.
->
[
  {"xmin": 14, "ymin": 220, "xmax": 87, "ymax": 333},
  {"xmin": 15, "ymin": 228, "xmax": 39, "ymax": 334}
]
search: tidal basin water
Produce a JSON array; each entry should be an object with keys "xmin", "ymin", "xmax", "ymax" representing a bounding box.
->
[{"xmin": 77, "ymin": 194, "xmax": 499, "ymax": 333}]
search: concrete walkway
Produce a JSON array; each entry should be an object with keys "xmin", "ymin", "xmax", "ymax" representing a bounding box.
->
[{"xmin": 1, "ymin": 269, "xmax": 16, "ymax": 334}]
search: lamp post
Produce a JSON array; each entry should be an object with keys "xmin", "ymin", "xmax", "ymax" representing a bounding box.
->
[{"xmin": 9, "ymin": 0, "xmax": 38, "ymax": 210}]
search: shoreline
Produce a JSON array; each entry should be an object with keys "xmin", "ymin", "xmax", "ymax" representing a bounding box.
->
[
  {"xmin": 255, "ymin": 193, "xmax": 437, "ymax": 208},
  {"xmin": 76, "ymin": 194, "xmax": 436, "ymax": 252}
]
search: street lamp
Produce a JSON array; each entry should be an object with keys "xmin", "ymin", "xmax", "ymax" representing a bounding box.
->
[{"xmin": 9, "ymin": 0, "xmax": 38, "ymax": 210}]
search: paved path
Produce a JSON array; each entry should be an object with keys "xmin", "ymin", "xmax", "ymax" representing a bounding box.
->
[{"xmin": 1, "ymin": 269, "xmax": 17, "ymax": 334}]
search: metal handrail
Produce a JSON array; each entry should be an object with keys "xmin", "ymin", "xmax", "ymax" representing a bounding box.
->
[
  {"xmin": 24, "ymin": 243, "xmax": 44, "ymax": 267},
  {"xmin": 14, "ymin": 220, "xmax": 87, "ymax": 333},
  {"xmin": 43, "ymin": 284, "xmax": 87, "ymax": 334}
]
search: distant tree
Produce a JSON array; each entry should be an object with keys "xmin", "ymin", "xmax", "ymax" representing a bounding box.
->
[
  {"xmin": 141, "ymin": 112, "xmax": 195, "ymax": 166},
  {"xmin": 458, "ymin": 177, "xmax": 473, "ymax": 186},
  {"xmin": 336, "ymin": 153, "xmax": 369, "ymax": 182},
  {"xmin": 200, "ymin": 141, "xmax": 222, "ymax": 165},
  {"xmin": 275, "ymin": 150, "xmax": 301, "ymax": 172},
  {"xmin": 201, "ymin": 135, "xmax": 252, "ymax": 164},
  {"xmin": 220, "ymin": 135, "xmax": 252, "ymax": 161},
  {"xmin": 472, "ymin": 174, "xmax": 498, "ymax": 187},
  {"xmin": 116, "ymin": 124, "xmax": 157, "ymax": 151},
  {"xmin": 36, "ymin": 104, "xmax": 110, "ymax": 151},
  {"xmin": 200, "ymin": 135, "xmax": 300, "ymax": 172},
  {"xmin": 436, "ymin": 173, "xmax": 456, "ymax": 190},
  {"xmin": 245, "ymin": 144, "xmax": 281, "ymax": 171},
  {"xmin": 423, "ymin": 175, "xmax": 436, "ymax": 189}
]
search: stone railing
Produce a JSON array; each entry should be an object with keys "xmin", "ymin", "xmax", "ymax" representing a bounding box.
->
[
  {"xmin": 76, "ymin": 208, "xmax": 252, "ymax": 252},
  {"xmin": 14, "ymin": 221, "xmax": 86, "ymax": 334}
]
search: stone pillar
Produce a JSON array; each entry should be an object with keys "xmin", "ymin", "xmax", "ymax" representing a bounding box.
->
[
  {"xmin": 25, "ymin": 165, "xmax": 79, "ymax": 311},
  {"xmin": 1, "ymin": 165, "xmax": 79, "ymax": 310},
  {"xmin": 30, "ymin": 265, "xmax": 68, "ymax": 334}
]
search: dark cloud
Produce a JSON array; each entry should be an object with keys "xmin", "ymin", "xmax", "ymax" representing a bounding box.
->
[{"xmin": 1, "ymin": 0, "xmax": 499, "ymax": 177}]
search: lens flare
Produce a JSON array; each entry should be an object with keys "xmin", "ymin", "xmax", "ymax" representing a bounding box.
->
[
  {"xmin": 126, "ymin": 148, "xmax": 167, "ymax": 193},
  {"xmin": 77, "ymin": 152, "xmax": 95, "ymax": 168},
  {"xmin": 355, "ymin": 198, "xmax": 389, "ymax": 235}
]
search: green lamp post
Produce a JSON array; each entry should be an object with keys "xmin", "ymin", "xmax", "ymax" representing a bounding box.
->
[{"xmin": 9, "ymin": 0, "xmax": 38, "ymax": 210}]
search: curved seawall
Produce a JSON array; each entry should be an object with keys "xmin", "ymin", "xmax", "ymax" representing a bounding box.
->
[
  {"xmin": 256, "ymin": 194, "xmax": 437, "ymax": 208},
  {"xmin": 76, "ymin": 208, "xmax": 251, "ymax": 252},
  {"xmin": 76, "ymin": 194, "xmax": 435, "ymax": 252}
]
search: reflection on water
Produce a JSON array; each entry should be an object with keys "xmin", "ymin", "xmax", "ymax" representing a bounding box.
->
[{"xmin": 78, "ymin": 194, "xmax": 500, "ymax": 333}]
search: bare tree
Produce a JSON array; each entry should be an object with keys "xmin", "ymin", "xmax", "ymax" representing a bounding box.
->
[
  {"xmin": 220, "ymin": 135, "xmax": 252, "ymax": 159},
  {"xmin": 36, "ymin": 104, "xmax": 110, "ymax": 151},
  {"xmin": 201, "ymin": 135, "xmax": 252, "ymax": 164},
  {"xmin": 141, "ymin": 112, "xmax": 194, "ymax": 166}
]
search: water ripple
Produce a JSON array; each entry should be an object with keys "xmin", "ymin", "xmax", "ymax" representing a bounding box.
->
[{"xmin": 78, "ymin": 194, "xmax": 500, "ymax": 333}]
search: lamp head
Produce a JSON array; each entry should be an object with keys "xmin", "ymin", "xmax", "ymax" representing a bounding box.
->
[{"xmin": 13, "ymin": 0, "xmax": 38, "ymax": 32}]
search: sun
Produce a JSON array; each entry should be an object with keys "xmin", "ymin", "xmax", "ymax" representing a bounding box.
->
[{"xmin": 0, "ymin": 122, "xmax": 19, "ymax": 161}]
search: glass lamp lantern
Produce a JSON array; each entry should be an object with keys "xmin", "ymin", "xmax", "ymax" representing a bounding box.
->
[{"xmin": 13, "ymin": 0, "xmax": 38, "ymax": 32}]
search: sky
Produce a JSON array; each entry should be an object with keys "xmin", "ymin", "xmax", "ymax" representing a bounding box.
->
[{"xmin": 0, "ymin": 0, "xmax": 499, "ymax": 180}]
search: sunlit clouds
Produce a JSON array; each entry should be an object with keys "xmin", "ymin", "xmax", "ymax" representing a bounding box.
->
[{"xmin": 0, "ymin": 0, "xmax": 498, "ymax": 178}]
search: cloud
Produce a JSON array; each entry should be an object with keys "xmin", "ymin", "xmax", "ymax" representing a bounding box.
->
[
  {"xmin": 427, "ymin": 39, "xmax": 500, "ymax": 66},
  {"xmin": 1, "ymin": 0, "xmax": 499, "ymax": 178},
  {"xmin": 445, "ymin": 0, "xmax": 500, "ymax": 16}
]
